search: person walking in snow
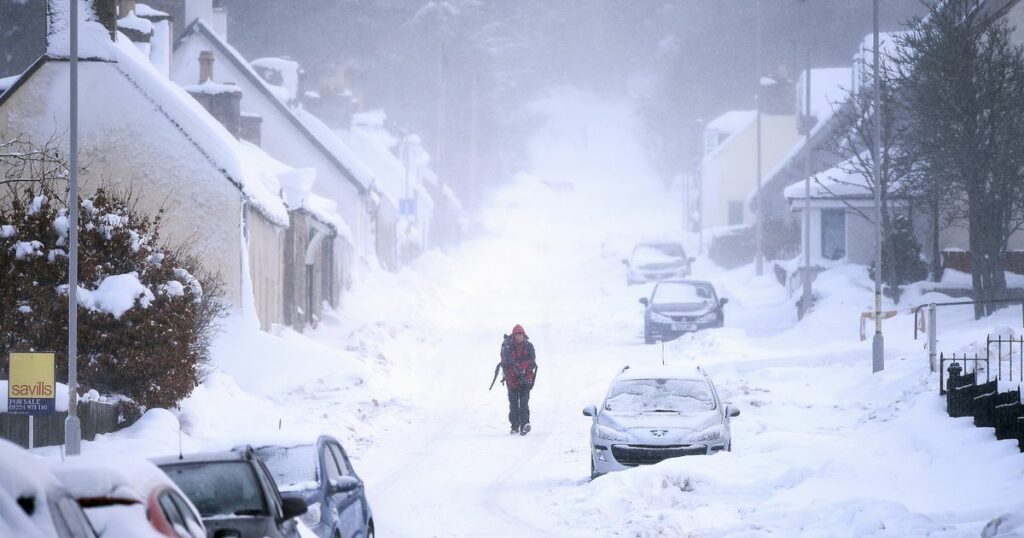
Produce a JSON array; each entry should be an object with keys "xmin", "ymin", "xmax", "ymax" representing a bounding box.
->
[{"xmin": 501, "ymin": 324, "xmax": 537, "ymax": 435}]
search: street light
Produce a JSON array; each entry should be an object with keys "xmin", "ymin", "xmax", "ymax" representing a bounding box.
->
[
  {"xmin": 754, "ymin": 0, "xmax": 764, "ymax": 277},
  {"xmin": 65, "ymin": 0, "xmax": 82, "ymax": 455},
  {"xmin": 872, "ymin": 0, "xmax": 885, "ymax": 373}
]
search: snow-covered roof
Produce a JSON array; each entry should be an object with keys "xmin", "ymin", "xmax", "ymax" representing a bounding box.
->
[
  {"xmin": 46, "ymin": 0, "xmax": 117, "ymax": 60},
  {"xmin": 336, "ymin": 121, "xmax": 407, "ymax": 206},
  {"xmin": 797, "ymin": 67, "xmax": 853, "ymax": 135},
  {"xmin": 174, "ymin": 19, "xmax": 368, "ymax": 194},
  {"xmin": 290, "ymin": 107, "xmax": 377, "ymax": 196},
  {"xmin": 260, "ymin": 151, "xmax": 355, "ymax": 245},
  {"xmin": 16, "ymin": 9, "xmax": 291, "ymax": 226},
  {"xmin": 783, "ymin": 154, "xmax": 907, "ymax": 203},
  {"xmin": 133, "ymin": 3, "xmax": 169, "ymax": 20},
  {"xmin": 706, "ymin": 110, "xmax": 756, "ymax": 135},
  {"xmin": 117, "ymin": 10, "xmax": 154, "ymax": 35},
  {"xmin": 250, "ymin": 57, "xmax": 300, "ymax": 102}
]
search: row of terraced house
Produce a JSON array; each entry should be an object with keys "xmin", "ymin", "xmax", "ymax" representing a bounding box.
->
[{"xmin": 0, "ymin": 0, "xmax": 464, "ymax": 332}]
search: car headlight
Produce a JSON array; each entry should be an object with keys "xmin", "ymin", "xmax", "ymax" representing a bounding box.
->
[
  {"xmin": 696, "ymin": 311, "xmax": 719, "ymax": 323},
  {"xmin": 691, "ymin": 428, "xmax": 722, "ymax": 443},
  {"xmin": 595, "ymin": 424, "xmax": 630, "ymax": 442},
  {"xmin": 649, "ymin": 311, "xmax": 673, "ymax": 323}
]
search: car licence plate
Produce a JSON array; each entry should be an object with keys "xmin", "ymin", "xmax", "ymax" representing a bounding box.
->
[{"xmin": 672, "ymin": 323, "xmax": 696, "ymax": 331}]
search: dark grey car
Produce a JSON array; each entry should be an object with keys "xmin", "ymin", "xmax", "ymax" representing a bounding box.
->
[
  {"xmin": 154, "ymin": 446, "xmax": 307, "ymax": 538},
  {"xmin": 641, "ymin": 279, "xmax": 727, "ymax": 344},
  {"xmin": 256, "ymin": 436, "xmax": 374, "ymax": 538}
]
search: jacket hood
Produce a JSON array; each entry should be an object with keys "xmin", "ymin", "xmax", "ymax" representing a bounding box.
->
[{"xmin": 512, "ymin": 324, "xmax": 528, "ymax": 338}]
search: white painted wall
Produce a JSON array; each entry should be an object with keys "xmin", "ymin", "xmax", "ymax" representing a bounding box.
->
[{"xmin": 0, "ymin": 60, "xmax": 246, "ymax": 306}]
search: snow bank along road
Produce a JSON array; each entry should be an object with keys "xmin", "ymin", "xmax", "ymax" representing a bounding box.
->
[{"xmin": 53, "ymin": 90, "xmax": 1024, "ymax": 536}]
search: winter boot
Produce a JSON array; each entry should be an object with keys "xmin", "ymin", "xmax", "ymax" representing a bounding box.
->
[
  {"xmin": 520, "ymin": 423, "xmax": 531, "ymax": 435},
  {"xmin": 510, "ymin": 426, "xmax": 519, "ymax": 435}
]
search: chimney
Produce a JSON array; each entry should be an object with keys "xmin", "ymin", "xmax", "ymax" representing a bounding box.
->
[
  {"xmin": 135, "ymin": 3, "xmax": 172, "ymax": 78},
  {"xmin": 240, "ymin": 113, "xmax": 263, "ymax": 146},
  {"xmin": 759, "ymin": 74, "xmax": 795, "ymax": 116},
  {"xmin": 212, "ymin": 1, "xmax": 228, "ymax": 41},
  {"xmin": 199, "ymin": 50, "xmax": 214, "ymax": 83},
  {"xmin": 95, "ymin": 0, "xmax": 118, "ymax": 40},
  {"xmin": 186, "ymin": 52, "xmax": 243, "ymax": 138},
  {"xmin": 117, "ymin": 3, "xmax": 154, "ymax": 48}
]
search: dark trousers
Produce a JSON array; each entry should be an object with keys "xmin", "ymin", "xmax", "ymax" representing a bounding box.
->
[{"xmin": 507, "ymin": 387, "xmax": 531, "ymax": 429}]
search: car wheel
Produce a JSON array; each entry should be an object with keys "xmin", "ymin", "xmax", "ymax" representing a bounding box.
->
[
  {"xmin": 590, "ymin": 458, "xmax": 600, "ymax": 480},
  {"xmin": 727, "ymin": 441, "xmax": 732, "ymax": 452}
]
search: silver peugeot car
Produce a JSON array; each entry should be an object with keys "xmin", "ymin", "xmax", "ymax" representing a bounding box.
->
[{"xmin": 583, "ymin": 365, "xmax": 740, "ymax": 479}]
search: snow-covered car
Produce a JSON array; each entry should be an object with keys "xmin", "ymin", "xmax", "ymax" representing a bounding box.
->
[
  {"xmin": 154, "ymin": 446, "xmax": 308, "ymax": 538},
  {"xmin": 0, "ymin": 438, "xmax": 97, "ymax": 538},
  {"xmin": 255, "ymin": 436, "xmax": 374, "ymax": 538},
  {"xmin": 583, "ymin": 365, "xmax": 740, "ymax": 479},
  {"xmin": 640, "ymin": 279, "xmax": 727, "ymax": 344},
  {"xmin": 51, "ymin": 455, "xmax": 206, "ymax": 538},
  {"xmin": 623, "ymin": 242, "xmax": 694, "ymax": 285}
]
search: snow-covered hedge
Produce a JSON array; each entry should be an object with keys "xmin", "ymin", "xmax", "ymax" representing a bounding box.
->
[{"xmin": 0, "ymin": 168, "xmax": 226, "ymax": 411}]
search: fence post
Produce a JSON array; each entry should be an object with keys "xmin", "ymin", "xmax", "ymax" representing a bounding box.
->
[{"xmin": 928, "ymin": 303, "xmax": 937, "ymax": 373}]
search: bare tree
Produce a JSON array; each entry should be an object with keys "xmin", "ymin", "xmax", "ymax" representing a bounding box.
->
[
  {"xmin": 895, "ymin": 0, "xmax": 1024, "ymax": 318},
  {"xmin": 822, "ymin": 61, "xmax": 923, "ymax": 301}
]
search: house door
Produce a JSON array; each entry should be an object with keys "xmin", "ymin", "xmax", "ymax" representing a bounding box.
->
[{"xmin": 821, "ymin": 208, "xmax": 846, "ymax": 260}]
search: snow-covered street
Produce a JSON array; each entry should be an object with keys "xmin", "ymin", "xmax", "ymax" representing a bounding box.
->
[{"xmin": 22, "ymin": 89, "xmax": 1024, "ymax": 537}]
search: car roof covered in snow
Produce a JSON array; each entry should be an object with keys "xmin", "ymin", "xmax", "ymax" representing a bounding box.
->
[
  {"xmin": 614, "ymin": 364, "xmax": 709, "ymax": 383},
  {"xmin": 151, "ymin": 447, "xmax": 251, "ymax": 467}
]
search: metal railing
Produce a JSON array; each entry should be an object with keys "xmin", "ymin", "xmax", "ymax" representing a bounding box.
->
[
  {"xmin": 913, "ymin": 298, "xmax": 1024, "ymax": 373},
  {"xmin": 939, "ymin": 353, "xmax": 991, "ymax": 394},
  {"xmin": 989, "ymin": 335, "xmax": 1024, "ymax": 387},
  {"xmin": 914, "ymin": 298, "xmax": 1024, "ymax": 341}
]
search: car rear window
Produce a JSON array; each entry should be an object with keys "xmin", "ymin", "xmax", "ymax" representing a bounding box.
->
[
  {"xmin": 255, "ymin": 445, "xmax": 318, "ymax": 489},
  {"xmin": 159, "ymin": 462, "xmax": 267, "ymax": 518},
  {"xmin": 606, "ymin": 378, "xmax": 716, "ymax": 412}
]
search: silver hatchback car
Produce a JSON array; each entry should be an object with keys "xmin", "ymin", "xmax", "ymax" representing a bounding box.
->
[{"xmin": 583, "ymin": 365, "xmax": 740, "ymax": 479}]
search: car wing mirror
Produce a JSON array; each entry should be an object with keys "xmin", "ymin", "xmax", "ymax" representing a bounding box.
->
[
  {"xmin": 688, "ymin": 257, "xmax": 696, "ymax": 264},
  {"xmin": 280, "ymin": 496, "xmax": 307, "ymax": 520},
  {"xmin": 330, "ymin": 476, "xmax": 360, "ymax": 494},
  {"xmin": 639, "ymin": 297, "xmax": 649, "ymax": 307},
  {"xmin": 720, "ymin": 297, "xmax": 729, "ymax": 306},
  {"xmin": 621, "ymin": 258, "xmax": 629, "ymax": 265},
  {"xmin": 726, "ymin": 404, "xmax": 741, "ymax": 418},
  {"xmin": 582, "ymin": 404, "xmax": 597, "ymax": 417}
]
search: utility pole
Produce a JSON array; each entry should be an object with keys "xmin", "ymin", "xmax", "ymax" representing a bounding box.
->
[
  {"xmin": 802, "ymin": 17, "xmax": 813, "ymax": 316},
  {"xmin": 872, "ymin": 0, "xmax": 885, "ymax": 373},
  {"xmin": 754, "ymin": 0, "xmax": 764, "ymax": 277},
  {"xmin": 66, "ymin": 0, "xmax": 82, "ymax": 456}
]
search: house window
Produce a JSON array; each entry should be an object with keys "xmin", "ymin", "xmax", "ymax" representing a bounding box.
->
[
  {"xmin": 821, "ymin": 208, "xmax": 846, "ymax": 260},
  {"xmin": 728, "ymin": 201, "xmax": 744, "ymax": 226}
]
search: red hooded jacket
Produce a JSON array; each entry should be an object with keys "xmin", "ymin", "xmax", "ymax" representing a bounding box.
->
[{"xmin": 500, "ymin": 324, "xmax": 537, "ymax": 391}]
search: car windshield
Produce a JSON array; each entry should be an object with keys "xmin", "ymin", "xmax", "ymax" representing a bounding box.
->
[
  {"xmin": 159, "ymin": 462, "xmax": 268, "ymax": 518},
  {"xmin": 632, "ymin": 244, "xmax": 684, "ymax": 265},
  {"xmin": 255, "ymin": 445, "xmax": 318, "ymax": 488},
  {"xmin": 652, "ymin": 282, "xmax": 714, "ymax": 306},
  {"xmin": 605, "ymin": 378, "xmax": 716, "ymax": 413}
]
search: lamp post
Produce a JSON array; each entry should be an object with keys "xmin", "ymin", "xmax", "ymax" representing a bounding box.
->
[
  {"xmin": 754, "ymin": 0, "xmax": 764, "ymax": 277},
  {"xmin": 872, "ymin": 0, "xmax": 885, "ymax": 373},
  {"xmin": 65, "ymin": 0, "xmax": 82, "ymax": 455},
  {"xmin": 802, "ymin": 46, "xmax": 813, "ymax": 317}
]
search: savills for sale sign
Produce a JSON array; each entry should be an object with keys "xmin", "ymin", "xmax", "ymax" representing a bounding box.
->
[{"xmin": 7, "ymin": 352, "xmax": 56, "ymax": 415}]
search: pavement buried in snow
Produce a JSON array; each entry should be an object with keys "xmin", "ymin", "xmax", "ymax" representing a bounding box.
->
[{"xmin": 44, "ymin": 89, "xmax": 1024, "ymax": 537}]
